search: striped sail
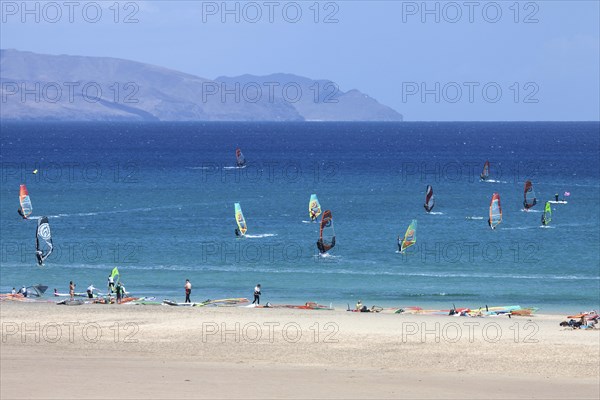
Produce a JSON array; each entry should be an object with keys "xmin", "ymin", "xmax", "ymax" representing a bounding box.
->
[
  {"xmin": 424, "ymin": 185, "xmax": 434, "ymax": 212},
  {"xmin": 489, "ymin": 193, "xmax": 502, "ymax": 229}
]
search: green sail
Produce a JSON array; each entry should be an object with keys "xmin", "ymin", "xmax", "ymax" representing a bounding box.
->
[{"xmin": 542, "ymin": 202, "xmax": 552, "ymax": 226}]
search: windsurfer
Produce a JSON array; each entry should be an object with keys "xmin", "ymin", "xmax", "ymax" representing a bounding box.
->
[
  {"xmin": 184, "ymin": 279, "xmax": 192, "ymax": 303},
  {"xmin": 35, "ymin": 250, "xmax": 43, "ymax": 266},
  {"xmin": 555, "ymin": 193, "xmax": 559, "ymax": 201},
  {"xmin": 235, "ymin": 228, "xmax": 240, "ymax": 237},
  {"xmin": 252, "ymin": 284, "xmax": 261, "ymax": 305},
  {"xmin": 17, "ymin": 208, "xmax": 26, "ymax": 219}
]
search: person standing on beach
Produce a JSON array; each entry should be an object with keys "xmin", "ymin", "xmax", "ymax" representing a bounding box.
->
[
  {"xmin": 11, "ymin": 288, "xmax": 16, "ymax": 295},
  {"xmin": 87, "ymin": 284, "xmax": 96, "ymax": 299},
  {"xmin": 107, "ymin": 274, "xmax": 115, "ymax": 294},
  {"xmin": 185, "ymin": 279, "xmax": 192, "ymax": 303},
  {"xmin": 252, "ymin": 284, "xmax": 261, "ymax": 305},
  {"xmin": 69, "ymin": 281, "xmax": 75, "ymax": 300},
  {"xmin": 116, "ymin": 282, "xmax": 123, "ymax": 304}
]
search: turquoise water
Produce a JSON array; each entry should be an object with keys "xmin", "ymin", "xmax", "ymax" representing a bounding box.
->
[{"xmin": 1, "ymin": 122, "xmax": 599, "ymax": 312}]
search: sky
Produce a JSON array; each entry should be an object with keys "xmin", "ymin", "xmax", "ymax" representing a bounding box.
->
[{"xmin": 1, "ymin": 0, "xmax": 599, "ymax": 121}]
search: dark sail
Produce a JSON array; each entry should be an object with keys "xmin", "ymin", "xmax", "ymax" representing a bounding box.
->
[
  {"xmin": 316, "ymin": 210, "xmax": 336, "ymax": 254},
  {"xmin": 424, "ymin": 185, "xmax": 434, "ymax": 212},
  {"xmin": 36, "ymin": 216, "xmax": 53, "ymax": 266}
]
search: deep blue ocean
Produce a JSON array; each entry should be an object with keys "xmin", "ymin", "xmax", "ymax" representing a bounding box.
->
[{"xmin": 1, "ymin": 122, "xmax": 599, "ymax": 312}]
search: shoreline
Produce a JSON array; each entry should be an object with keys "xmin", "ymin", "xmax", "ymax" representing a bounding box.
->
[
  {"xmin": 2, "ymin": 294, "xmax": 597, "ymax": 316},
  {"xmin": 1, "ymin": 302, "xmax": 598, "ymax": 399}
]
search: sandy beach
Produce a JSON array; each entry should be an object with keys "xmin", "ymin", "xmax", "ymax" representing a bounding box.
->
[{"xmin": 1, "ymin": 302, "xmax": 598, "ymax": 399}]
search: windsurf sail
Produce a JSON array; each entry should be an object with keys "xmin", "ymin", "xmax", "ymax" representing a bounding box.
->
[
  {"xmin": 35, "ymin": 217, "xmax": 53, "ymax": 266},
  {"xmin": 523, "ymin": 180, "xmax": 537, "ymax": 210},
  {"xmin": 480, "ymin": 161, "xmax": 490, "ymax": 181},
  {"xmin": 309, "ymin": 194, "xmax": 322, "ymax": 221},
  {"xmin": 489, "ymin": 193, "xmax": 502, "ymax": 229},
  {"xmin": 316, "ymin": 210, "xmax": 335, "ymax": 254},
  {"xmin": 541, "ymin": 201, "xmax": 552, "ymax": 226},
  {"xmin": 19, "ymin": 184, "xmax": 33, "ymax": 218},
  {"xmin": 235, "ymin": 148, "xmax": 246, "ymax": 167},
  {"xmin": 25, "ymin": 284, "xmax": 48, "ymax": 297},
  {"xmin": 399, "ymin": 219, "xmax": 417, "ymax": 253},
  {"xmin": 110, "ymin": 267, "xmax": 120, "ymax": 285},
  {"xmin": 424, "ymin": 185, "xmax": 434, "ymax": 212},
  {"xmin": 234, "ymin": 203, "xmax": 247, "ymax": 236}
]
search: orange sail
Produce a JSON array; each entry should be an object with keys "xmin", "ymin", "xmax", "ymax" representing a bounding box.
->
[{"xmin": 19, "ymin": 184, "xmax": 33, "ymax": 218}]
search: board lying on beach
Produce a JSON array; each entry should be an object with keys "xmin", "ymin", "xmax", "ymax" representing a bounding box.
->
[
  {"xmin": 248, "ymin": 302, "xmax": 333, "ymax": 310},
  {"xmin": 56, "ymin": 299, "xmax": 84, "ymax": 306}
]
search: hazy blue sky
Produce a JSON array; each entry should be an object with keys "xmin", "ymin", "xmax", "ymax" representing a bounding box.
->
[{"xmin": 1, "ymin": 1, "xmax": 598, "ymax": 120}]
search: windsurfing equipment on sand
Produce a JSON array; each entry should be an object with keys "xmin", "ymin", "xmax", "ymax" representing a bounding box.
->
[
  {"xmin": 309, "ymin": 194, "xmax": 322, "ymax": 221},
  {"xmin": 56, "ymin": 299, "xmax": 84, "ymax": 306},
  {"xmin": 235, "ymin": 203, "xmax": 247, "ymax": 237},
  {"xmin": 398, "ymin": 219, "xmax": 417, "ymax": 254},
  {"xmin": 480, "ymin": 161, "xmax": 490, "ymax": 181},
  {"xmin": 424, "ymin": 185, "xmax": 434, "ymax": 213},
  {"xmin": 541, "ymin": 201, "xmax": 552, "ymax": 226},
  {"xmin": 235, "ymin": 148, "xmax": 246, "ymax": 168},
  {"xmin": 35, "ymin": 217, "xmax": 53, "ymax": 266},
  {"xmin": 316, "ymin": 210, "xmax": 335, "ymax": 254},
  {"xmin": 523, "ymin": 180, "xmax": 537, "ymax": 210},
  {"xmin": 19, "ymin": 184, "xmax": 33, "ymax": 219},
  {"xmin": 488, "ymin": 193, "xmax": 502, "ymax": 230},
  {"xmin": 25, "ymin": 284, "xmax": 48, "ymax": 297}
]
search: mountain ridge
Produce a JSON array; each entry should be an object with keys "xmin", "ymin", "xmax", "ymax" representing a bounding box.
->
[{"xmin": 0, "ymin": 49, "xmax": 403, "ymax": 122}]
